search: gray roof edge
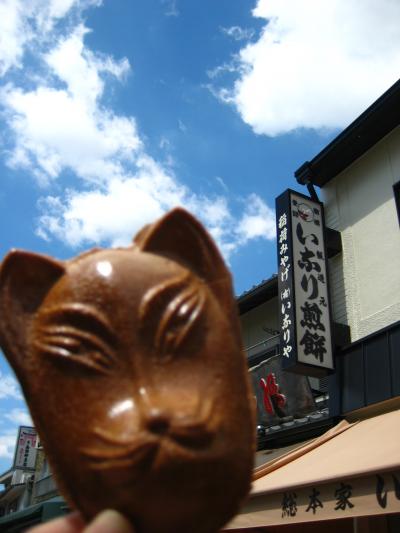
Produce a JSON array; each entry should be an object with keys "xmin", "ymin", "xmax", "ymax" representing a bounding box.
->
[
  {"xmin": 237, "ymin": 275, "xmax": 278, "ymax": 314},
  {"xmin": 295, "ymin": 78, "xmax": 400, "ymax": 187}
]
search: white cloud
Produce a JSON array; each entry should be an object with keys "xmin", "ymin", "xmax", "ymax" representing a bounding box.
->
[
  {"xmin": 0, "ymin": 0, "xmax": 101, "ymax": 76},
  {"xmin": 36, "ymin": 158, "xmax": 276, "ymax": 259},
  {"xmin": 47, "ymin": 0, "xmax": 101, "ymax": 22},
  {"xmin": 162, "ymin": 0, "xmax": 179, "ymax": 17},
  {"xmin": 215, "ymin": 176, "xmax": 228, "ymax": 192},
  {"xmin": 0, "ymin": 371, "xmax": 22, "ymax": 401},
  {"xmin": 0, "ymin": 430, "xmax": 18, "ymax": 459},
  {"xmin": 214, "ymin": 0, "xmax": 400, "ymax": 136},
  {"xmin": 221, "ymin": 26, "xmax": 255, "ymax": 42},
  {"xmin": 0, "ymin": 374, "xmax": 32, "ymax": 461},
  {"xmin": 178, "ymin": 119, "xmax": 187, "ymax": 133},
  {"xmin": 206, "ymin": 62, "xmax": 238, "ymax": 81},
  {"xmin": 1, "ymin": 26, "xmax": 138, "ymax": 186},
  {"xmin": 4, "ymin": 408, "xmax": 33, "ymax": 427},
  {"xmin": 159, "ymin": 136, "xmax": 172, "ymax": 151},
  {"xmin": 0, "ymin": 1, "xmax": 25, "ymax": 75},
  {"xmin": 45, "ymin": 24, "xmax": 130, "ymax": 107},
  {"xmin": 2, "ymin": 84, "xmax": 139, "ymax": 185},
  {"xmin": 235, "ymin": 193, "xmax": 276, "ymax": 243},
  {"xmin": 37, "ymin": 157, "xmax": 178, "ymax": 247},
  {"xmin": 0, "ymin": 0, "xmax": 276, "ymax": 265}
]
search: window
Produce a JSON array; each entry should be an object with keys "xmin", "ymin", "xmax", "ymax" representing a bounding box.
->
[{"xmin": 394, "ymin": 180, "xmax": 400, "ymax": 226}]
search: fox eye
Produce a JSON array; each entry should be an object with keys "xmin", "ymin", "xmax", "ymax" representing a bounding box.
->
[
  {"xmin": 139, "ymin": 276, "xmax": 205, "ymax": 359},
  {"xmin": 34, "ymin": 304, "xmax": 117, "ymax": 375}
]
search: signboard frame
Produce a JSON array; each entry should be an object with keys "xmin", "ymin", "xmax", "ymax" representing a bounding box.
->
[
  {"xmin": 276, "ymin": 189, "xmax": 335, "ymax": 377},
  {"xmin": 12, "ymin": 426, "xmax": 37, "ymax": 471}
]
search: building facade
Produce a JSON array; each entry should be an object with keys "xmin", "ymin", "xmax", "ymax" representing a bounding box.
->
[
  {"xmin": 0, "ymin": 79, "xmax": 399, "ymax": 531},
  {"xmin": 229, "ymin": 78, "xmax": 400, "ymax": 531},
  {"xmin": 295, "ymin": 78, "xmax": 400, "ymax": 420},
  {"xmin": 0, "ymin": 429, "xmax": 65, "ymax": 531},
  {"xmin": 0, "ymin": 427, "xmax": 37, "ymax": 518}
]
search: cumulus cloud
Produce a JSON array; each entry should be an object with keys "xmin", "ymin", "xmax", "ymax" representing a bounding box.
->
[
  {"xmin": 215, "ymin": 176, "xmax": 228, "ymax": 192},
  {"xmin": 4, "ymin": 408, "xmax": 33, "ymax": 427},
  {"xmin": 1, "ymin": 25, "xmax": 137, "ymax": 185},
  {"xmin": 213, "ymin": 0, "xmax": 400, "ymax": 136},
  {"xmin": 0, "ymin": 0, "xmax": 101, "ymax": 76},
  {"xmin": 221, "ymin": 26, "xmax": 255, "ymax": 42},
  {"xmin": 161, "ymin": 0, "xmax": 179, "ymax": 17},
  {"xmin": 0, "ymin": 0, "xmax": 276, "ymax": 264},
  {"xmin": 0, "ymin": 371, "xmax": 22, "ymax": 401},
  {"xmin": 235, "ymin": 194, "xmax": 276, "ymax": 248},
  {"xmin": 0, "ymin": 430, "xmax": 18, "ymax": 459},
  {"xmin": 37, "ymin": 157, "xmax": 273, "ymax": 259},
  {"xmin": 37, "ymin": 156, "xmax": 182, "ymax": 247},
  {"xmin": 0, "ymin": 372, "xmax": 32, "ymax": 461}
]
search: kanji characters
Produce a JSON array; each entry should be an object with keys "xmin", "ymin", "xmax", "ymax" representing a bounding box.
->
[
  {"xmin": 277, "ymin": 194, "xmax": 332, "ymax": 370},
  {"xmin": 300, "ymin": 302, "xmax": 325, "ymax": 331},
  {"xmin": 299, "ymin": 330, "xmax": 327, "ymax": 363},
  {"xmin": 279, "ymin": 227, "xmax": 288, "ymax": 243},
  {"xmin": 306, "ymin": 488, "xmax": 323, "ymax": 514},
  {"xmin": 281, "ymin": 492, "xmax": 297, "ymax": 517},
  {"xmin": 334, "ymin": 483, "xmax": 354, "ymax": 511},
  {"xmin": 278, "ymin": 213, "xmax": 287, "ymax": 229}
]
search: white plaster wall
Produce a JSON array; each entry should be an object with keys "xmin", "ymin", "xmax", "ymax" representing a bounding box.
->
[
  {"xmin": 322, "ymin": 126, "xmax": 400, "ymax": 341},
  {"xmin": 240, "ymin": 297, "xmax": 279, "ymax": 351}
]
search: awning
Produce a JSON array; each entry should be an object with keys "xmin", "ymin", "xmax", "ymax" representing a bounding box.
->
[
  {"xmin": 0, "ymin": 499, "xmax": 67, "ymax": 532},
  {"xmin": 226, "ymin": 409, "xmax": 400, "ymax": 529}
]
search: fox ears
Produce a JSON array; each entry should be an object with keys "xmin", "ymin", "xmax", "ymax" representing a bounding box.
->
[
  {"xmin": 134, "ymin": 208, "xmax": 237, "ymax": 334},
  {"xmin": 0, "ymin": 208, "xmax": 231, "ymax": 321},
  {"xmin": 0, "ymin": 208, "xmax": 230, "ymax": 313},
  {"xmin": 134, "ymin": 208, "xmax": 231, "ymax": 290},
  {"xmin": 0, "ymin": 251, "xmax": 65, "ymax": 379},
  {"xmin": 0, "ymin": 209, "xmax": 235, "ymax": 374}
]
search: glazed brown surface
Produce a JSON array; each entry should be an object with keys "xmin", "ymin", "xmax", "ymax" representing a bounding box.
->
[{"xmin": 0, "ymin": 208, "xmax": 255, "ymax": 533}]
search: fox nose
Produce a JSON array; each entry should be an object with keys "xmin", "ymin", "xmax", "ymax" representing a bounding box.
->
[{"xmin": 146, "ymin": 410, "xmax": 170, "ymax": 435}]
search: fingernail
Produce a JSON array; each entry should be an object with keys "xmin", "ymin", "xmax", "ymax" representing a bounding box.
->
[{"xmin": 84, "ymin": 510, "xmax": 134, "ymax": 533}]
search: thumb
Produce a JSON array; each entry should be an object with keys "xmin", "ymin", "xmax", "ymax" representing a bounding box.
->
[{"xmin": 84, "ymin": 510, "xmax": 134, "ymax": 533}]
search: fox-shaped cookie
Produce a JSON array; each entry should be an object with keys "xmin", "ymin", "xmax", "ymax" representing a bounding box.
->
[{"xmin": 0, "ymin": 208, "xmax": 255, "ymax": 533}]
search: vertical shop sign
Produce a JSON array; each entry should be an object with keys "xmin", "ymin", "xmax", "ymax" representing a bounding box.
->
[
  {"xmin": 13, "ymin": 426, "xmax": 37, "ymax": 469},
  {"xmin": 275, "ymin": 189, "xmax": 334, "ymax": 376}
]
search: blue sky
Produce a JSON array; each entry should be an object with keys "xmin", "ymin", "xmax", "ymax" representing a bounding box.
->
[{"xmin": 0, "ymin": 0, "xmax": 399, "ymax": 473}]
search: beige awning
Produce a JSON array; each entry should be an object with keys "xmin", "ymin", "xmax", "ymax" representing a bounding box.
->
[{"xmin": 225, "ymin": 409, "xmax": 400, "ymax": 529}]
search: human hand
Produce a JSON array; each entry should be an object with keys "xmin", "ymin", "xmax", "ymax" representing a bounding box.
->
[{"xmin": 28, "ymin": 509, "xmax": 134, "ymax": 533}]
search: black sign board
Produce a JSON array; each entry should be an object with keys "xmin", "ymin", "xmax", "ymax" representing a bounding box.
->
[{"xmin": 276, "ymin": 189, "xmax": 334, "ymax": 377}]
